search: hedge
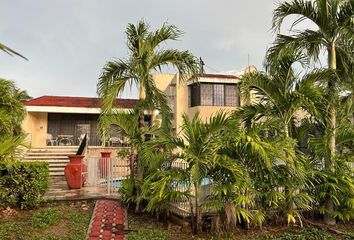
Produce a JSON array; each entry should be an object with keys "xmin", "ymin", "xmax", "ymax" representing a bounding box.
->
[{"xmin": 0, "ymin": 161, "xmax": 49, "ymax": 209}]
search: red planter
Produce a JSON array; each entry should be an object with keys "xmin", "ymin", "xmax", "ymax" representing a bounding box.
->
[
  {"xmin": 65, "ymin": 155, "xmax": 87, "ymax": 189},
  {"xmin": 99, "ymin": 152, "xmax": 111, "ymax": 177}
]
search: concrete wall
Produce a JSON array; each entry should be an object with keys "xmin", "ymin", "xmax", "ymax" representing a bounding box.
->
[
  {"xmin": 22, "ymin": 112, "xmax": 48, "ymax": 147},
  {"xmin": 86, "ymin": 146, "xmax": 128, "ymax": 158},
  {"xmin": 153, "ymin": 73, "xmax": 240, "ymax": 134},
  {"xmin": 22, "ymin": 73, "xmax": 244, "ymax": 148}
]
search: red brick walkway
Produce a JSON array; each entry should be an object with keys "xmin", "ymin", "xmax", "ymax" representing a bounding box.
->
[{"xmin": 87, "ymin": 200, "xmax": 127, "ymax": 240}]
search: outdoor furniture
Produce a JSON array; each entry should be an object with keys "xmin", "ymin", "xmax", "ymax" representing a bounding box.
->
[
  {"xmin": 57, "ymin": 134, "xmax": 74, "ymax": 146},
  {"xmin": 46, "ymin": 133, "xmax": 58, "ymax": 146},
  {"xmin": 109, "ymin": 137, "xmax": 123, "ymax": 147}
]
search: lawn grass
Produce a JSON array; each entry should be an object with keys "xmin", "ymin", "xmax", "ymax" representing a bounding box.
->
[
  {"xmin": 127, "ymin": 211, "xmax": 354, "ymax": 240},
  {"xmin": 2, "ymin": 202, "xmax": 354, "ymax": 240},
  {"xmin": 0, "ymin": 201, "xmax": 93, "ymax": 240}
]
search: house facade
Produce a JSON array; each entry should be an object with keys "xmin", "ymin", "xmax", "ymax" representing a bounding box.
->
[
  {"xmin": 23, "ymin": 96, "xmax": 138, "ymax": 148},
  {"xmin": 22, "ymin": 71, "xmax": 250, "ymax": 148}
]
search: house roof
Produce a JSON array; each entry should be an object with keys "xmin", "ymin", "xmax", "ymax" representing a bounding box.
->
[
  {"xmin": 24, "ymin": 96, "xmax": 139, "ymax": 109},
  {"xmin": 188, "ymin": 73, "xmax": 240, "ymax": 81},
  {"xmin": 186, "ymin": 73, "xmax": 240, "ymax": 85}
]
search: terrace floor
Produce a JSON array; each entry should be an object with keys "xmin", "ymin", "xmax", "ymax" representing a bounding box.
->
[{"xmin": 45, "ymin": 176, "xmax": 119, "ymax": 201}]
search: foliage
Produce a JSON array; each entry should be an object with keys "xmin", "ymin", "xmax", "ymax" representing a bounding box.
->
[
  {"xmin": 0, "ymin": 203, "xmax": 92, "ymax": 240},
  {"xmin": 269, "ymin": 0, "xmax": 354, "ymax": 224},
  {"xmin": 106, "ymin": 4, "xmax": 354, "ymax": 233},
  {"xmin": 264, "ymin": 227, "xmax": 337, "ymax": 240},
  {"xmin": 0, "ymin": 79, "xmax": 31, "ymax": 140},
  {"xmin": 31, "ymin": 208, "xmax": 61, "ymax": 229},
  {"xmin": 97, "ymin": 20, "xmax": 199, "ymax": 129},
  {"xmin": 0, "ymin": 41, "xmax": 27, "ymax": 60},
  {"xmin": 127, "ymin": 228, "xmax": 169, "ymax": 240},
  {"xmin": 0, "ymin": 161, "xmax": 49, "ymax": 209}
]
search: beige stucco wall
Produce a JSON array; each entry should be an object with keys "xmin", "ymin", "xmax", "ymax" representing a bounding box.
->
[
  {"xmin": 22, "ymin": 112, "xmax": 48, "ymax": 147},
  {"xmin": 86, "ymin": 146, "xmax": 128, "ymax": 158},
  {"xmin": 152, "ymin": 73, "xmax": 242, "ymax": 134},
  {"xmin": 188, "ymin": 106, "xmax": 235, "ymax": 122}
]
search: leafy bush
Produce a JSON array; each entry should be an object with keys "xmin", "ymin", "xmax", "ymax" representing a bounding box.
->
[
  {"xmin": 127, "ymin": 229, "xmax": 168, "ymax": 240},
  {"xmin": 0, "ymin": 161, "xmax": 49, "ymax": 209},
  {"xmin": 265, "ymin": 227, "xmax": 337, "ymax": 240}
]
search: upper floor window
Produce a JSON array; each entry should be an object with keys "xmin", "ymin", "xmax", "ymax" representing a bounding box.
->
[{"xmin": 188, "ymin": 83, "xmax": 240, "ymax": 107}]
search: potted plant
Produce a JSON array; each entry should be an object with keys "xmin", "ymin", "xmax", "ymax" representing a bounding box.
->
[
  {"xmin": 64, "ymin": 134, "xmax": 88, "ymax": 189},
  {"xmin": 99, "ymin": 151, "xmax": 111, "ymax": 177}
]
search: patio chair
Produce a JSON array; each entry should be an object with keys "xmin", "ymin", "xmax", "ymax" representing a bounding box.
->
[
  {"xmin": 46, "ymin": 133, "xmax": 57, "ymax": 146},
  {"xmin": 109, "ymin": 137, "xmax": 123, "ymax": 147}
]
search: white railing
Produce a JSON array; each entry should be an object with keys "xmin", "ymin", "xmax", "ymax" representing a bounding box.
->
[{"xmin": 86, "ymin": 156, "xmax": 130, "ymax": 195}]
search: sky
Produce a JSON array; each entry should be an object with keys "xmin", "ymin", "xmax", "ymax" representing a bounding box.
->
[{"xmin": 0, "ymin": 0, "xmax": 305, "ymax": 99}]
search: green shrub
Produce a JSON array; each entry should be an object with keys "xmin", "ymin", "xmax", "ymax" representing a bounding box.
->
[
  {"xmin": 127, "ymin": 229, "xmax": 168, "ymax": 240},
  {"xmin": 0, "ymin": 161, "xmax": 49, "ymax": 209},
  {"xmin": 265, "ymin": 227, "xmax": 338, "ymax": 240}
]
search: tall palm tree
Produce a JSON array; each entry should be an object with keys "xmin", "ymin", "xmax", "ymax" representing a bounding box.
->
[
  {"xmin": 269, "ymin": 0, "xmax": 353, "ymax": 224},
  {"xmin": 97, "ymin": 20, "xmax": 199, "ymax": 128},
  {"xmin": 97, "ymin": 21, "xmax": 199, "ymax": 212}
]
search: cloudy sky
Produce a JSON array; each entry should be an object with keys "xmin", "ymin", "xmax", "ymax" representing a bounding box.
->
[{"xmin": 1, "ymin": 0, "xmax": 298, "ymax": 98}]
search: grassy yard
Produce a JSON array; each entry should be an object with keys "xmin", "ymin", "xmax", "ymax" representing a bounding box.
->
[
  {"xmin": 127, "ymin": 211, "xmax": 354, "ymax": 240},
  {"xmin": 0, "ymin": 201, "xmax": 94, "ymax": 240},
  {"xmin": 2, "ymin": 202, "xmax": 354, "ymax": 240}
]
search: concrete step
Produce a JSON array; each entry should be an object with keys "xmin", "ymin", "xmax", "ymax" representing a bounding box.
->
[
  {"xmin": 22, "ymin": 159, "xmax": 69, "ymax": 163},
  {"xmin": 49, "ymin": 171, "xmax": 65, "ymax": 176},
  {"xmin": 23, "ymin": 155, "xmax": 69, "ymax": 160},
  {"xmin": 26, "ymin": 152, "xmax": 75, "ymax": 156},
  {"xmin": 24, "ymin": 147, "xmax": 82, "ymax": 176},
  {"xmin": 28, "ymin": 151, "xmax": 77, "ymax": 155},
  {"xmin": 49, "ymin": 167, "xmax": 65, "ymax": 171},
  {"xmin": 49, "ymin": 163, "xmax": 68, "ymax": 167},
  {"xmin": 33, "ymin": 146, "xmax": 78, "ymax": 149}
]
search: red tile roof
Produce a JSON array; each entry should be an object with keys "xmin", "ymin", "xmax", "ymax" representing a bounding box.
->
[{"xmin": 24, "ymin": 96, "xmax": 139, "ymax": 109}]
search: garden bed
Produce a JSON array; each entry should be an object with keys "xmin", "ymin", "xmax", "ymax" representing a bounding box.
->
[
  {"xmin": 127, "ymin": 211, "xmax": 354, "ymax": 240},
  {"xmin": 2, "ymin": 201, "xmax": 354, "ymax": 240}
]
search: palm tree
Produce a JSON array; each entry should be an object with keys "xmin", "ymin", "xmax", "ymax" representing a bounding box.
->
[
  {"xmin": 296, "ymin": 91, "xmax": 354, "ymax": 222},
  {"xmin": 269, "ymin": 0, "xmax": 353, "ymax": 224},
  {"xmin": 97, "ymin": 21, "xmax": 199, "ymax": 212},
  {"xmin": 0, "ymin": 42, "xmax": 27, "ymax": 60},
  {"xmin": 0, "ymin": 79, "xmax": 30, "ymax": 139},
  {"xmin": 238, "ymin": 51, "xmax": 322, "ymax": 139},
  {"xmin": 164, "ymin": 112, "xmax": 234, "ymax": 234},
  {"xmin": 97, "ymin": 20, "xmax": 199, "ymax": 128}
]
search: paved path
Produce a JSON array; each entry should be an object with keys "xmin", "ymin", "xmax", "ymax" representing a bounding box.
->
[
  {"xmin": 45, "ymin": 176, "xmax": 119, "ymax": 201},
  {"xmin": 87, "ymin": 200, "xmax": 128, "ymax": 240}
]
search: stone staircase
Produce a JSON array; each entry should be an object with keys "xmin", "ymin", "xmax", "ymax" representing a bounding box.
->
[{"xmin": 23, "ymin": 146, "xmax": 78, "ymax": 176}]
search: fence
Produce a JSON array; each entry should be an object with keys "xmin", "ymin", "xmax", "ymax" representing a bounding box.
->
[{"xmin": 85, "ymin": 156, "xmax": 130, "ymax": 195}]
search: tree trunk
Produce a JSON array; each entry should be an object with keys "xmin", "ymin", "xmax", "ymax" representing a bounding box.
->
[
  {"xmin": 135, "ymin": 83, "xmax": 145, "ymax": 213},
  {"xmin": 324, "ymin": 43, "xmax": 337, "ymax": 225},
  {"xmin": 189, "ymin": 199, "xmax": 195, "ymax": 234},
  {"xmin": 284, "ymin": 122, "xmax": 289, "ymax": 138},
  {"xmin": 129, "ymin": 148, "xmax": 135, "ymax": 181},
  {"xmin": 194, "ymin": 183, "xmax": 202, "ymax": 234}
]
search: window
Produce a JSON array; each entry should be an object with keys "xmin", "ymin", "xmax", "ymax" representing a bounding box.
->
[
  {"xmin": 225, "ymin": 85, "xmax": 239, "ymax": 106},
  {"xmin": 188, "ymin": 83, "xmax": 239, "ymax": 107},
  {"xmin": 201, "ymin": 84, "xmax": 213, "ymax": 105},
  {"xmin": 213, "ymin": 84, "xmax": 224, "ymax": 106},
  {"xmin": 189, "ymin": 84, "xmax": 200, "ymax": 107}
]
